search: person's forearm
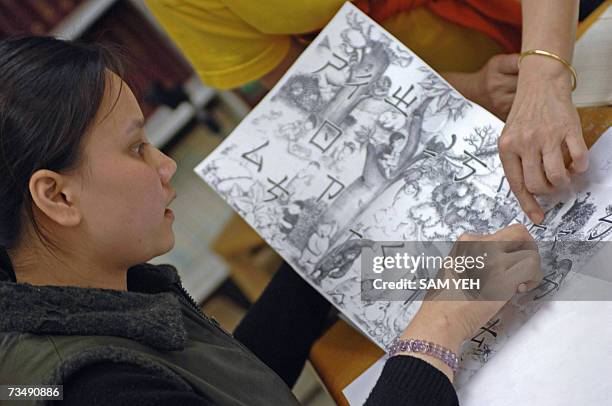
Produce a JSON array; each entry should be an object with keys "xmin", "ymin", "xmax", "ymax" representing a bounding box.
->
[
  {"xmin": 519, "ymin": 0, "xmax": 579, "ymax": 90},
  {"xmin": 521, "ymin": 0, "xmax": 579, "ymax": 59}
]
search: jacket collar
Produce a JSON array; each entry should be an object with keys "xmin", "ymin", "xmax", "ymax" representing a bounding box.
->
[{"xmin": 0, "ymin": 263, "xmax": 188, "ymax": 351}]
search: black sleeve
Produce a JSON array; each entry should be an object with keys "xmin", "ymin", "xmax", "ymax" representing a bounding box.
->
[
  {"xmin": 233, "ymin": 261, "xmax": 331, "ymax": 388},
  {"xmin": 365, "ymin": 356, "xmax": 459, "ymax": 406},
  {"xmin": 58, "ymin": 362, "xmax": 210, "ymax": 406}
]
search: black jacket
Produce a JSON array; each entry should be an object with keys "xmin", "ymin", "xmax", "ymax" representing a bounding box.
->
[{"xmin": 0, "ymin": 258, "xmax": 458, "ymax": 405}]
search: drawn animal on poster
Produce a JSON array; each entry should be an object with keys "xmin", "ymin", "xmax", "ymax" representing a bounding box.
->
[{"xmin": 309, "ymin": 238, "xmax": 375, "ymax": 285}]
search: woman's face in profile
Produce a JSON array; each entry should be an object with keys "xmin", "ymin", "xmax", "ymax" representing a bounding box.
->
[{"xmin": 69, "ymin": 72, "xmax": 178, "ymax": 266}]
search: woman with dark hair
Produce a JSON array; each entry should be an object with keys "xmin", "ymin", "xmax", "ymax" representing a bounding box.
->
[{"xmin": 0, "ymin": 36, "xmax": 541, "ymax": 405}]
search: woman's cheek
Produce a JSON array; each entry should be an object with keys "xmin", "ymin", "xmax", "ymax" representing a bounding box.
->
[
  {"xmin": 136, "ymin": 173, "xmax": 167, "ymax": 220},
  {"xmin": 94, "ymin": 175, "xmax": 154, "ymax": 228}
]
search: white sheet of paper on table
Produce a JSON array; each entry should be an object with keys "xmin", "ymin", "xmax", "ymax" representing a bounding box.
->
[
  {"xmin": 572, "ymin": 2, "xmax": 612, "ymax": 107},
  {"xmin": 578, "ymin": 127, "xmax": 612, "ymax": 186},
  {"xmin": 457, "ymin": 301, "xmax": 612, "ymax": 406},
  {"xmin": 343, "ymin": 297, "xmax": 612, "ymax": 406},
  {"xmin": 342, "ymin": 358, "xmax": 385, "ymax": 405}
]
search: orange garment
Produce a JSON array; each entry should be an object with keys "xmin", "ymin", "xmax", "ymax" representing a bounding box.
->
[
  {"xmin": 146, "ymin": 0, "xmax": 521, "ymax": 89},
  {"xmin": 355, "ymin": 0, "xmax": 522, "ymax": 52}
]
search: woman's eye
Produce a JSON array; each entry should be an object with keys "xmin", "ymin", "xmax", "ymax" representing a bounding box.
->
[{"xmin": 132, "ymin": 142, "xmax": 148, "ymax": 155}]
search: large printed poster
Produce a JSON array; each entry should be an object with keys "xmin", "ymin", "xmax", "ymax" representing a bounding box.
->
[{"xmin": 196, "ymin": 3, "xmax": 612, "ymax": 386}]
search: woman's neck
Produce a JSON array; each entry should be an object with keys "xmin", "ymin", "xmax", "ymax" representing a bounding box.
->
[{"xmin": 9, "ymin": 244, "xmax": 128, "ymax": 291}]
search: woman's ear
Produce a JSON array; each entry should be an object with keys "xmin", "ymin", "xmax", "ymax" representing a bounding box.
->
[{"xmin": 28, "ymin": 169, "xmax": 82, "ymax": 227}]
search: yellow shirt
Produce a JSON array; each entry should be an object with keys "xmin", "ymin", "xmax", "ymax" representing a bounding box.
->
[{"xmin": 145, "ymin": 0, "xmax": 503, "ymax": 89}]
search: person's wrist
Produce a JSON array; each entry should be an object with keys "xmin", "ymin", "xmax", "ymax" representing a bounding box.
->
[
  {"xmin": 400, "ymin": 302, "xmax": 466, "ymax": 353},
  {"xmin": 397, "ymin": 303, "xmax": 467, "ymax": 381},
  {"xmin": 469, "ymin": 70, "xmax": 488, "ymax": 108},
  {"xmin": 517, "ymin": 56, "xmax": 574, "ymax": 94}
]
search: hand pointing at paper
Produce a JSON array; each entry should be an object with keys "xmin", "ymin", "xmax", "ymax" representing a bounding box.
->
[{"xmin": 498, "ymin": 0, "xmax": 588, "ymax": 225}]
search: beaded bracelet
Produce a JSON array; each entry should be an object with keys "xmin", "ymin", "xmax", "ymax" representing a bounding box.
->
[{"xmin": 388, "ymin": 337, "xmax": 459, "ymax": 373}]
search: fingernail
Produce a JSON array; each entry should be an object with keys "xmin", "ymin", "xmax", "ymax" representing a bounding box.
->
[
  {"xmin": 570, "ymin": 160, "xmax": 588, "ymax": 174},
  {"xmin": 529, "ymin": 212, "xmax": 543, "ymax": 224},
  {"xmin": 518, "ymin": 283, "xmax": 528, "ymax": 293}
]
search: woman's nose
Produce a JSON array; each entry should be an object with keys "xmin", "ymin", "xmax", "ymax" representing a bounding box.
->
[{"xmin": 156, "ymin": 150, "xmax": 177, "ymax": 184}]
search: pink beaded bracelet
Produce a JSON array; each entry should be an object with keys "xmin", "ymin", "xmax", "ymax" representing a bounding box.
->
[{"xmin": 388, "ymin": 338, "xmax": 459, "ymax": 373}]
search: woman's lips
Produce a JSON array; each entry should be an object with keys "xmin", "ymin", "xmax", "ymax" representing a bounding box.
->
[{"xmin": 165, "ymin": 190, "xmax": 177, "ymax": 220}]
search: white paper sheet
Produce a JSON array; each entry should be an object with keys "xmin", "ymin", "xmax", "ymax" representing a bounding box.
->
[
  {"xmin": 577, "ymin": 127, "xmax": 612, "ymax": 187},
  {"xmin": 342, "ymin": 358, "xmax": 385, "ymax": 405},
  {"xmin": 346, "ymin": 301, "xmax": 612, "ymax": 406},
  {"xmin": 572, "ymin": 2, "xmax": 612, "ymax": 107},
  {"xmin": 458, "ymin": 300, "xmax": 612, "ymax": 406}
]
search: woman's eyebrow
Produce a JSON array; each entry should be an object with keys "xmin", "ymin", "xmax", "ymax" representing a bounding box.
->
[{"xmin": 126, "ymin": 118, "xmax": 145, "ymax": 135}]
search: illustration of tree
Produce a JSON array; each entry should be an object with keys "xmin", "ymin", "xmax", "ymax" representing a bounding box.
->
[
  {"xmin": 315, "ymin": 97, "xmax": 434, "ymax": 246},
  {"xmin": 418, "ymin": 67, "xmax": 472, "ymax": 122},
  {"xmin": 274, "ymin": 11, "xmax": 494, "ymax": 272}
]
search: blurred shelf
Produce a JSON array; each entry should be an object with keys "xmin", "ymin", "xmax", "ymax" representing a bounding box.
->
[
  {"xmin": 51, "ymin": 0, "xmax": 119, "ymax": 39},
  {"xmin": 185, "ymin": 75, "xmax": 217, "ymax": 108},
  {"xmin": 51, "ymin": 1, "xmax": 219, "ymax": 149},
  {"xmin": 218, "ymin": 91, "xmax": 251, "ymax": 120},
  {"xmin": 146, "ymin": 75, "xmax": 217, "ymax": 148},
  {"xmin": 147, "ymin": 103, "xmax": 195, "ymax": 148}
]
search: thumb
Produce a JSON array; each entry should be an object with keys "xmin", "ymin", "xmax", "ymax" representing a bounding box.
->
[{"xmin": 518, "ymin": 280, "xmax": 541, "ymax": 293}]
